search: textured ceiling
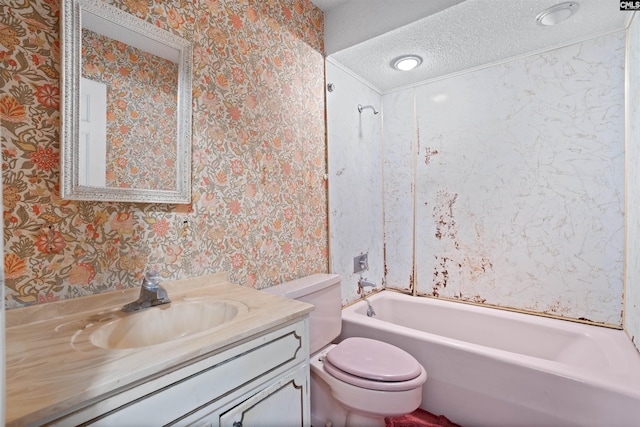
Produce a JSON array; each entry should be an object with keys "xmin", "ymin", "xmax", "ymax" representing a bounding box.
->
[
  {"xmin": 316, "ymin": 0, "xmax": 465, "ymax": 55},
  {"xmin": 311, "ymin": 0, "xmax": 633, "ymax": 92}
]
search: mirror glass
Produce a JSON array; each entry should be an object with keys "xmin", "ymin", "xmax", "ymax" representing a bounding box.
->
[{"xmin": 61, "ymin": 0, "xmax": 192, "ymax": 203}]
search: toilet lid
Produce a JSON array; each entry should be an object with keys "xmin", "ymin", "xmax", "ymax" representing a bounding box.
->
[{"xmin": 326, "ymin": 337, "xmax": 423, "ymax": 382}]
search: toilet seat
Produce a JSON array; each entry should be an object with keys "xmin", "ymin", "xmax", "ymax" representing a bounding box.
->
[{"xmin": 324, "ymin": 337, "xmax": 427, "ymax": 391}]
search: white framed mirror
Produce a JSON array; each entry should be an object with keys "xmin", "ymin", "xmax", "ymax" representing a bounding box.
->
[{"xmin": 60, "ymin": 0, "xmax": 192, "ymax": 203}]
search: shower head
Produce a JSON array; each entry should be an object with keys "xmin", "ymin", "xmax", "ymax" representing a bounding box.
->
[{"xmin": 358, "ymin": 104, "xmax": 379, "ymax": 115}]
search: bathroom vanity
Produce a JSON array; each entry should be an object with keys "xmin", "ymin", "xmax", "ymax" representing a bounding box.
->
[{"xmin": 5, "ymin": 273, "xmax": 313, "ymax": 426}]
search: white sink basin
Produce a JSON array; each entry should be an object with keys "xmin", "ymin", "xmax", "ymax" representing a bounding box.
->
[{"xmin": 88, "ymin": 299, "xmax": 248, "ymax": 350}]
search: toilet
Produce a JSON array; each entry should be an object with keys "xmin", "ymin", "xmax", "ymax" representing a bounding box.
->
[{"xmin": 264, "ymin": 274, "xmax": 427, "ymax": 427}]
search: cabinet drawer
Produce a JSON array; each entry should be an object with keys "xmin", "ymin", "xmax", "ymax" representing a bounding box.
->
[{"xmin": 53, "ymin": 319, "xmax": 308, "ymax": 426}]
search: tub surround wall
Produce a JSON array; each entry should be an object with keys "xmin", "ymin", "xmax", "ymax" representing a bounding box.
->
[
  {"xmin": 326, "ymin": 60, "xmax": 384, "ymax": 304},
  {"xmin": 2, "ymin": 0, "xmax": 327, "ymax": 308},
  {"xmin": 383, "ymin": 32, "xmax": 626, "ymax": 325},
  {"xmin": 626, "ymin": 15, "xmax": 640, "ymax": 351},
  {"xmin": 382, "ymin": 89, "xmax": 414, "ymax": 292}
]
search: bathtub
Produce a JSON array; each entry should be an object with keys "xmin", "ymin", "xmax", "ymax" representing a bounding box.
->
[{"xmin": 339, "ymin": 291, "xmax": 640, "ymax": 427}]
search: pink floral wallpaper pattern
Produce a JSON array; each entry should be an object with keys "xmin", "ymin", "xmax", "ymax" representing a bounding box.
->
[
  {"xmin": 1, "ymin": 0, "xmax": 327, "ymax": 308},
  {"xmin": 82, "ymin": 28, "xmax": 179, "ymax": 190}
]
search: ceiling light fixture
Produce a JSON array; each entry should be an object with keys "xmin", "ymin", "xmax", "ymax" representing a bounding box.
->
[
  {"xmin": 392, "ymin": 55, "xmax": 422, "ymax": 71},
  {"xmin": 535, "ymin": 2, "xmax": 579, "ymax": 26}
]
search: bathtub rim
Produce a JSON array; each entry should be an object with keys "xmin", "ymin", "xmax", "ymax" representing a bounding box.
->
[{"xmin": 348, "ymin": 288, "xmax": 623, "ymax": 330}]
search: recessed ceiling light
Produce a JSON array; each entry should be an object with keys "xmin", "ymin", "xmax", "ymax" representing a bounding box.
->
[
  {"xmin": 392, "ymin": 55, "xmax": 422, "ymax": 71},
  {"xmin": 535, "ymin": 2, "xmax": 579, "ymax": 26}
]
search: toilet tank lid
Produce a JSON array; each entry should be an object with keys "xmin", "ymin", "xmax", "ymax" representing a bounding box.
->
[{"xmin": 263, "ymin": 274, "xmax": 341, "ymax": 299}]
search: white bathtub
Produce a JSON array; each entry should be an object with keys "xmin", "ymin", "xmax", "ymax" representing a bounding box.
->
[{"xmin": 339, "ymin": 291, "xmax": 640, "ymax": 427}]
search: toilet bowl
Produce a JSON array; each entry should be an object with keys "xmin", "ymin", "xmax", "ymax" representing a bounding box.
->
[
  {"xmin": 264, "ymin": 274, "xmax": 427, "ymax": 427},
  {"xmin": 310, "ymin": 338, "xmax": 427, "ymax": 426}
]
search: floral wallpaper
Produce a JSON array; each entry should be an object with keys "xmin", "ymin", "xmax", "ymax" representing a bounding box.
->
[
  {"xmin": 82, "ymin": 28, "xmax": 179, "ymax": 190},
  {"xmin": 1, "ymin": 0, "xmax": 327, "ymax": 308}
]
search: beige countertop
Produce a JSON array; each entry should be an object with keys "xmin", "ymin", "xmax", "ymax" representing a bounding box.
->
[{"xmin": 6, "ymin": 272, "xmax": 313, "ymax": 426}]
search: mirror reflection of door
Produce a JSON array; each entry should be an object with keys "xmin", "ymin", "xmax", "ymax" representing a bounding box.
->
[
  {"xmin": 81, "ymin": 25, "xmax": 179, "ymax": 191},
  {"xmin": 79, "ymin": 77, "xmax": 107, "ymax": 187}
]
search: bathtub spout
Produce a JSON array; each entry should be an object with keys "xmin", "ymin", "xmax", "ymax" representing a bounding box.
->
[
  {"xmin": 359, "ymin": 278, "xmax": 376, "ymax": 288},
  {"xmin": 358, "ymin": 277, "xmax": 376, "ymax": 294}
]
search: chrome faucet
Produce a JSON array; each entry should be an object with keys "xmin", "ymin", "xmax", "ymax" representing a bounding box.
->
[
  {"xmin": 122, "ymin": 271, "xmax": 171, "ymax": 312},
  {"xmin": 358, "ymin": 277, "xmax": 377, "ymax": 293}
]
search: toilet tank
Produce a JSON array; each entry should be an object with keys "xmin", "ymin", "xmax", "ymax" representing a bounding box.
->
[{"xmin": 264, "ymin": 274, "xmax": 342, "ymax": 354}]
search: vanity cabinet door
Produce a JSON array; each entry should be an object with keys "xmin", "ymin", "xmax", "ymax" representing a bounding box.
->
[{"xmin": 219, "ymin": 363, "xmax": 309, "ymax": 427}]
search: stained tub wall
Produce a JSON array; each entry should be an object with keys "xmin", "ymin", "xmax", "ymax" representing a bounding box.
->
[
  {"xmin": 383, "ymin": 32, "xmax": 626, "ymax": 325},
  {"xmin": 381, "ymin": 89, "xmax": 415, "ymax": 292},
  {"xmin": 625, "ymin": 14, "xmax": 640, "ymax": 350}
]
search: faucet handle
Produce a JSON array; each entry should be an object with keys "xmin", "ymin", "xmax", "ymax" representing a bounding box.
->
[{"xmin": 144, "ymin": 270, "xmax": 162, "ymax": 288}]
